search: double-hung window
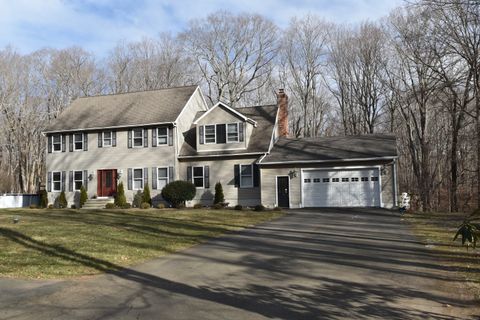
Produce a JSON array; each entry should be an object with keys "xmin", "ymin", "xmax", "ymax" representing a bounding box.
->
[
  {"xmin": 133, "ymin": 129, "xmax": 144, "ymax": 147},
  {"xmin": 240, "ymin": 164, "xmax": 253, "ymax": 188},
  {"xmin": 204, "ymin": 125, "xmax": 216, "ymax": 144},
  {"xmin": 157, "ymin": 167, "xmax": 169, "ymax": 189},
  {"xmin": 74, "ymin": 171, "xmax": 83, "ymax": 191},
  {"xmin": 193, "ymin": 167, "xmax": 204, "ymax": 188},
  {"xmin": 133, "ymin": 168, "xmax": 144, "ymax": 190},
  {"xmin": 103, "ymin": 132, "xmax": 112, "ymax": 147},
  {"xmin": 52, "ymin": 134, "xmax": 62, "ymax": 152},
  {"xmin": 157, "ymin": 127, "xmax": 168, "ymax": 145},
  {"xmin": 73, "ymin": 133, "xmax": 84, "ymax": 151},
  {"xmin": 52, "ymin": 171, "xmax": 62, "ymax": 192},
  {"xmin": 227, "ymin": 123, "xmax": 239, "ymax": 143}
]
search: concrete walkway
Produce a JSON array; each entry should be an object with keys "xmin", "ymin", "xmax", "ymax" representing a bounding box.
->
[{"xmin": 1, "ymin": 209, "xmax": 479, "ymax": 319}]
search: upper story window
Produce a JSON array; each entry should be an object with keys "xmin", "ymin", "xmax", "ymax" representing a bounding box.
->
[
  {"xmin": 227, "ymin": 123, "xmax": 239, "ymax": 143},
  {"xmin": 157, "ymin": 127, "xmax": 168, "ymax": 145},
  {"xmin": 73, "ymin": 133, "xmax": 84, "ymax": 151},
  {"xmin": 103, "ymin": 132, "xmax": 112, "ymax": 147},
  {"xmin": 133, "ymin": 129, "xmax": 144, "ymax": 147},
  {"xmin": 199, "ymin": 123, "xmax": 244, "ymax": 145},
  {"xmin": 204, "ymin": 125, "xmax": 216, "ymax": 144},
  {"xmin": 52, "ymin": 134, "xmax": 62, "ymax": 152}
]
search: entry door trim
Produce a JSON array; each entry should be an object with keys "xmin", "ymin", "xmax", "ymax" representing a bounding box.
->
[
  {"xmin": 97, "ymin": 169, "xmax": 117, "ymax": 197},
  {"xmin": 276, "ymin": 175, "xmax": 290, "ymax": 208}
]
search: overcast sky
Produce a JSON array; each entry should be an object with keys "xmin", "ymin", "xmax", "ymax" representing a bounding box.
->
[{"xmin": 0, "ymin": 0, "xmax": 404, "ymax": 57}]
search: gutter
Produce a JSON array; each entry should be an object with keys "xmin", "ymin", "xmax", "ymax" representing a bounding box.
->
[
  {"xmin": 42, "ymin": 121, "xmax": 175, "ymax": 135},
  {"xmin": 259, "ymin": 156, "xmax": 399, "ymax": 166},
  {"xmin": 178, "ymin": 152, "xmax": 266, "ymax": 159}
]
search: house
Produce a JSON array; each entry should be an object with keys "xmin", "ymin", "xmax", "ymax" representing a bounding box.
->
[{"xmin": 44, "ymin": 85, "xmax": 398, "ymax": 208}]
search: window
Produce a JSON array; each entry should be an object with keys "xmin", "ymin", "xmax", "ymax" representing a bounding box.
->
[
  {"xmin": 193, "ymin": 166, "xmax": 204, "ymax": 188},
  {"xmin": 73, "ymin": 133, "xmax": 84, "ymax": 151},
  {"xmin": 133, "ymin": 129, "xmax": 144, "ymax": 147},
  {"xmin": 342, "ymin": 178, "xmax": 349, "ymax": 182},
  {"xmin": 240, "ymin": 164, "xmax": 253, "ymax": 188},
  {"xmin": 322, "ymin": 178, "xmax": 330, "ymax": 183},
  {"xmin": 74, "ymin": 171, "xmax": 83, "ymax": 191},
  {"xmin": 351, "ymin": 177, "xmax": 359, "ymax": 182},
  {"xmin": 361, "ymin": 177, "xmax": 369, "ymax": 181},
  {"xmin": 133, "ymin": 168, "xmax": 144, "ymax": 190},
  {"xmin": 157, "ymin": 167, "xmax": 169, "ymax": 190},
  {"xmin": 332, "ymin": 178, "xmax": 340, "ymax": 182},
  {"xmin": 52, "ymin": 171, "xmax": 62, "ymax": 192},
  {"xmin": 52, "ymin": 134, "xmax": 62, "ymax": 152},
  {"xmin": 304, "ymin": 178, "xmax": 311, "ymax": 183},
  {"xmin": 204, "ymin": 125, "xmax": 216, "ymax": 144},
  {"xmin": 227, "ymin": 123, "xmax": 239, "ymax": 143},
  {"xmin": 103, "ymin": 132, "xmax": 112, "ymax": 147},
  {"xmin": 157, "ymin": 127, "xmax": 168, "ymax": 145},
  {"xmin": 371, "ymin": 177, "xmax": 379, "ymax": 181},
  {"xmin": 313, "ymin": 178, "xmax": 320, "ymax": 183}
]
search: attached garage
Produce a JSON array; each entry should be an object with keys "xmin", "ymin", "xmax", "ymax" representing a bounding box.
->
[
  {"xmin": 302, "ymin": 168, "xmax": 381, "ymax": 207},
  {"xmin": 259, "ymin": 135, "xmax": 398, "ymax": 209}
]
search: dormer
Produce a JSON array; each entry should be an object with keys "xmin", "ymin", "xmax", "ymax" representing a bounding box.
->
[{"xmin": 193, "ymin": 102, "xmax": 257, "ymax": 152}]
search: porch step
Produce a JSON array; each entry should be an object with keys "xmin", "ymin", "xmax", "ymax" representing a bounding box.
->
[{"xmin": 81, "ymin": 198, "xmax": 114, "ymax": 209}]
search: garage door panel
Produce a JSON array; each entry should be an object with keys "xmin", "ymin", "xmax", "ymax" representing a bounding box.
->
[{"xmin": 303, "ymin": 168, "xmax": 380, "ymax": 207}]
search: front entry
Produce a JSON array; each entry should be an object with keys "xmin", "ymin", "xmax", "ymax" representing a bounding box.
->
[
  {"xmin": 97, "ymin": 169, "xmax": 117, "ymax": 197},
  {"xmin": 277, "ymin": 176, "xmax": 290, "ymax": 208}
]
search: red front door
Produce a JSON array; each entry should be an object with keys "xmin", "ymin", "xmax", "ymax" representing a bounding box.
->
[{"xmin": 97, "ymin": 169, "xmax": 117, "ymax": 197}]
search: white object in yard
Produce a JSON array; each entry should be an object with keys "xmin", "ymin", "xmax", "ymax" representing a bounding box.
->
[{"xmin": 400, "ymin": 192, "xmax": 410, "ymax": 210}]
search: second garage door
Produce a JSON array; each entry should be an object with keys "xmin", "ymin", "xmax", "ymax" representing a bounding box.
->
[{"xmin": 302, "ymin": 168, "xmax": 381, "ymax": 207}]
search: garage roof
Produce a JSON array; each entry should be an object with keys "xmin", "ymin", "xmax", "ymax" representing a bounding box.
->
[{"xmin": 261, "ymin": 134, "xmax": 397, "ymax": 164}]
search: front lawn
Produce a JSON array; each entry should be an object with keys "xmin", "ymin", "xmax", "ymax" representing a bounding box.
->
[
  {"xmin": 0, "ymin": 208, "xmax": 283, "ymax": 279},
  {"xmin": 405, "ymin": 211, "xmax": 480, "ymax": 297}
]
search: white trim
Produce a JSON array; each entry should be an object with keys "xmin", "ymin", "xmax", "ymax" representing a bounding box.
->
[
  {"xmin": 203, "ymin": 124, "xmax": 216, "ymax": 144},
  {"xmin": 192, "ymin": 166, "xmax": 205, "ymax": 189},
  {"xmin": 157, "ymin": 126, "xmax": 169, "ymax": 146},
  {"xmin": 73, "ymin": 170, "xmax": 84, "ymax": 191},
  {"xmin": 52, "ymin": 171, "xmax": 62, "ymax": 192},
  {"xmin": 51, "ymin": 134, "xmax": 63, "ymax": 153},
  {"xmin": 199, "ymin": 147, "xmax": 247, "ymax": 152},
  {"xmin": 43, "ymin": 122, "xmax": 174, "ymax": 134},
  {"xmin": 178, "ymin": 152, "xmax": 265, "ymax": 159},
  {"xmin": 393, "ymin": 160, "xmax": 398, "ymax": 206},
  {"xmin": 260, "ymin": 156, "xmax": 398, "ymax": 165},
  {"xmin": 227, "ymin": 122, "xmax": 240, "ymax": 143},
  {"xmin": 275, "ymin": 175, "xmax": 290, "ymax": 208},
  {"xmin": 157, "ymin": 166, "xmax": 169, "ymax": 189},
  {"xmin": 377, "ymin": 165, "xmax": 383, "ymax": 207},
  {"xmin": 102, "ymin": 131, "xmax": 113, "ymax": 148},
  {"xmin": 132, "ymin": 167, "xmax": 144, "ymax": 190},
  {"xmin": 193, "ymin": 102, "xmax": 257, "ymax": 125},
  {"xmin": 239, "ymin": 164, "xmax": 254, "ymax": 188},
  {"xmin": 73, "ymin": 133, "xmax": 84, "ymax": 151},
  {"xmin": 174, "ymin": 86, "xmax": 208, "ymax": 124},
  {"xmin": 132, "ymin": 128, "xmax": 144, "ymax": 148}
]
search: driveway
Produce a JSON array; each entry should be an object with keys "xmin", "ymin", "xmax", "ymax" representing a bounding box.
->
[{"xmin": 1, "ymin": 209, "xmax": 478, "ymax": 319}]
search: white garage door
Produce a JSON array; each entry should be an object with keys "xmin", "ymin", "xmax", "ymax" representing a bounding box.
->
[{"xmin": 302, "ymin": 168, "xmax": 381, "ymax": 207}]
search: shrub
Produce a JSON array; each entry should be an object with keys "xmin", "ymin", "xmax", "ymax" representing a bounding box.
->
[
  {"xmin": 105, "ymin": 203, "xmax": 116, "ymax": 209},
  {"xmin": 273, "ymin": 207, "xmax": 282, "ymax": 211},
  {"xmin": 141, "ymin": 202, "xmax": 151, "ymax": 209},
  {"xmin": 213, "ymin": 182, "xmax": 224, "ymax": 204},
  {"xmin": 114, "ymin": 182, "xmax": 127, "ymax": 207},
  {"xmin": 193, "ymin": 203, "xmax": 203, "ymax": 209},
  {"xmin": 55, "ymin": 191, "xmax": 68, "ymax": 209},
  {"xmin": 79, "ymin": 186, "xmax": 88, "ymax": 208},
  {"xmin": 29, "ymin": 204, "xmax": 38, "ymax": 209},
  {"xmin": 133, "ymin": 191, "xmax": 144, "ymax": 208},
  {"xmin": 39, "ymin": 190, "xmax": 48, "ymax": 208},
  {"xmin": 156, "ymin": 203, "xmax": 165, "ymax": 209},
  {"xmin": 161, "ymin": 180, "xmax": 196, "ymax": 208},
  {"xmin": 122, "ymin": 203, "xmax": 132, "ymax": 209},
  {"xmin": 143, "ymin": 184, "xmax": 152, "ymax": 206},
  {"xmin": 254, "ymin": 204, "xmax": 266, "ymax": 212},
  {"xmin": 234, "ymin": 204, "xmax": 243, "ymax": 211},
  {"xmin": 70, "ymin": 204, "xmax": 77, "ymax": 209},
  {"xmin": 176, "ymin": 203, "xmax": 186, "ymax": 209},
  {"xmin": 213, "ymin": 203, "xmax": 223, "ymax": 210}
]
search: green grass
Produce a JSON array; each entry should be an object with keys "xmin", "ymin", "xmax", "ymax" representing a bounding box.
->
[
  {"xmin": 0, "ymin": 208, "xmax": 283, "ymax": 279},
  {"xmin": 405, "ymin": 211, "xmax": 480, "ymax": 297}
]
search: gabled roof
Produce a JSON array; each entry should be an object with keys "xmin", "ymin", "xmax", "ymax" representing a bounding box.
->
[
  {"xmin": 44, "ymin": 85, "xmax": 199, "ymax": 133},
  {"xmin": 179, "ymin": 105, "xmax": 278, "ymax": 158},
  {"xmin": 193, "ymin": 102, "xmax": 257, "ymax": 126},
  {"xmin": 261, "ymin": 134, "xmax": 397, "ymax": 164}
]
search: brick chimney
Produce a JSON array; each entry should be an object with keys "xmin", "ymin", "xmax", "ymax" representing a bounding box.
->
[{"xmin": 277, "ymin": 89, "xmax": 289, "ymax": 137}]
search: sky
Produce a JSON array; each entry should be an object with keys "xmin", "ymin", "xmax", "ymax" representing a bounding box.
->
[{"xmin": 0, "ymin": 0, "xmax": 404, "ymax": 57}]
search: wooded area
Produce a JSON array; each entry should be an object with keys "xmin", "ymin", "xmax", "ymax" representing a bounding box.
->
[{"xmin": 0, "ymin": 0, "xmax": 478, "ymax": 212}]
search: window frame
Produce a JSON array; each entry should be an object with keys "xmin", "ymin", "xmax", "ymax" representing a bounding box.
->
[
  {"xmin": 132, "ymin": 168, "xmax": 144, "ymax": 190},
  {"xmin": 157, "ymin": 127, "xmax": 169, "ymax": 146},
  {"xmin": 157, "ymin": 167, "xmax": 169, "ymax": 190},
  {"xmin": 52, "ymin": 134, "xmax": 62, "ymax": 153},
  {"xmin": 204, "ymin": 125, "xmax": 216, "ymax": 144},
  {"xmin": 73, "ymin": 170, "xmax": 84, "ymax": 191},
  {"xmin": 73, "ymin": 133, "xmax": 84, "ymax": 151},
  {"xmin": 192, "ymin": 166, "xmax": 205, "ymax": 188},
  {"xmin": 103, "ymin": 131, "xmax": 113, "ymax": 147},
  {"xmin": 227, "ymin": 123, "xmax": 239, "ymax": 143},
  {"xmin": 132, "ymin": 129, "xmax": 144, "ymax": 148},
  {"xmin": 371, "ymin": 176, "xmax": 379, "ymax": 182},
  {"xmin": 240, "ymin": 164, "xmax": 254, "ymax": 188},
  {"xmin": 52, "ymin": 171, "xmax": 62, "ymax": 192}
]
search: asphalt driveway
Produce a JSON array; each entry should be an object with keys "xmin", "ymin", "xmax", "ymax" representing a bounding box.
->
[{"xmin": 1, "ymin": 208, "xmax": 479, "ymax": 319}]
